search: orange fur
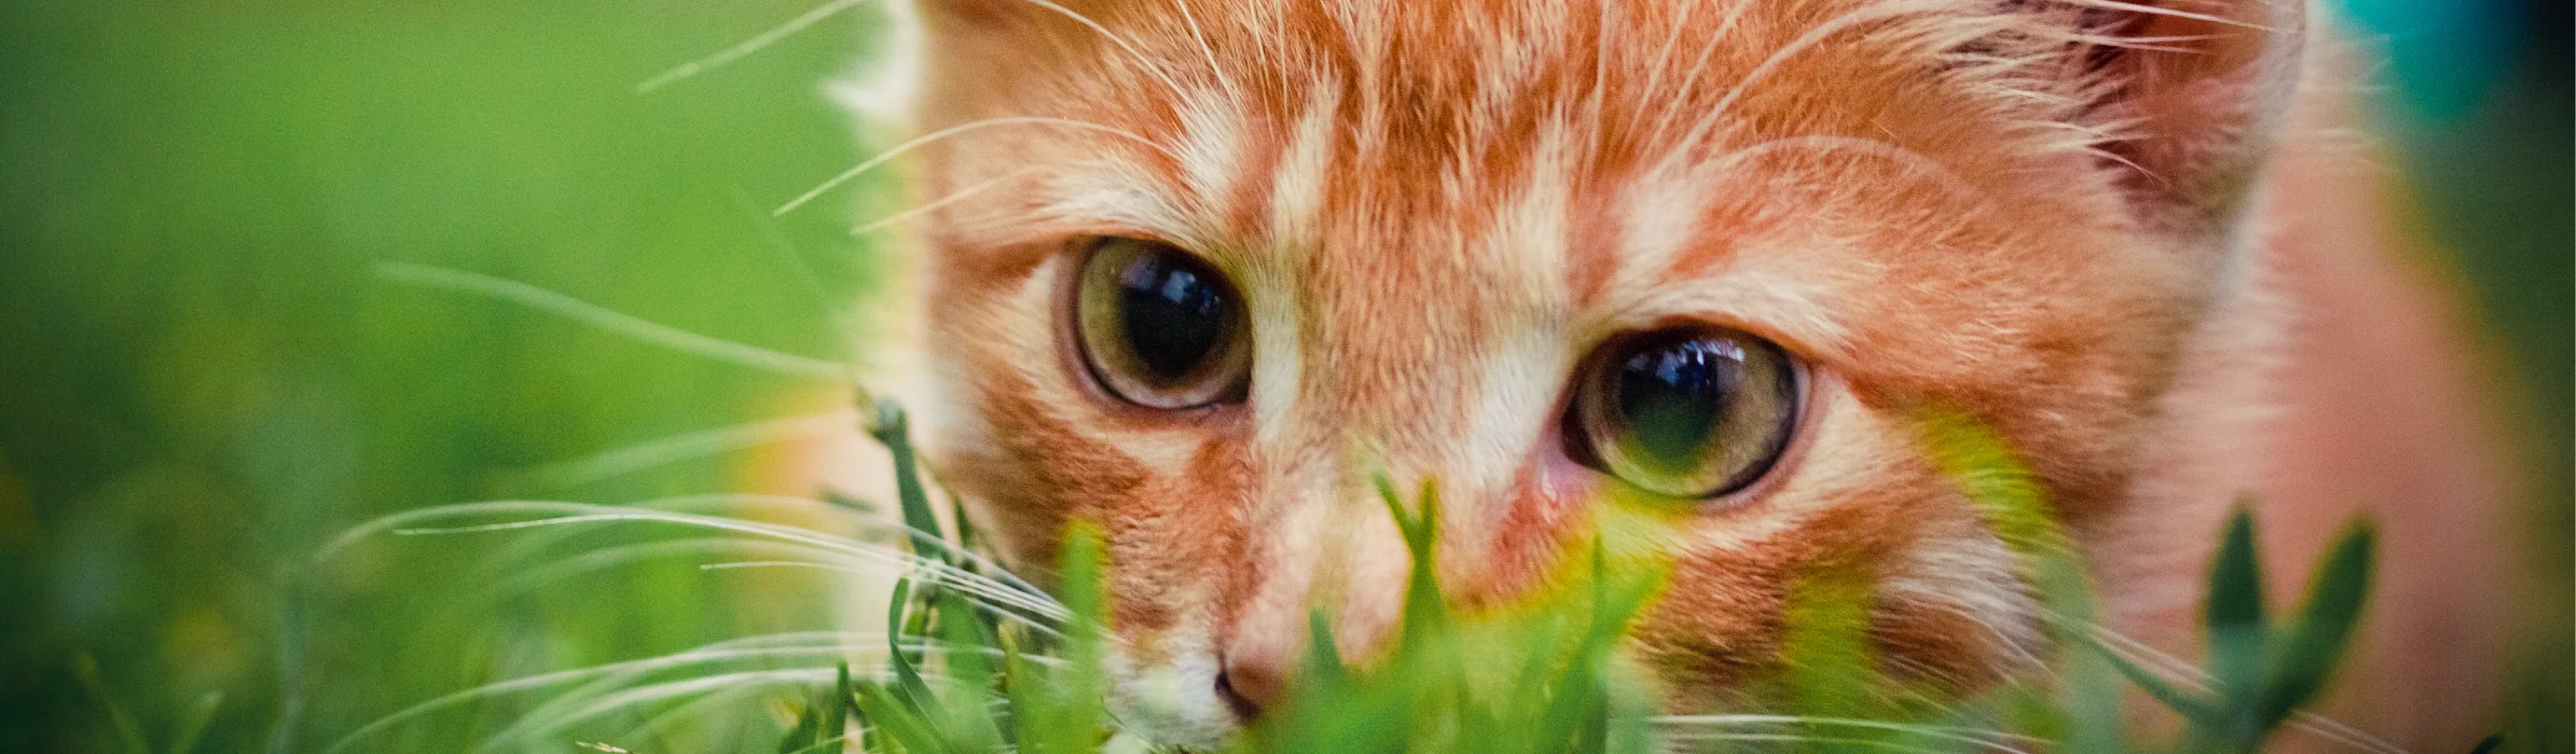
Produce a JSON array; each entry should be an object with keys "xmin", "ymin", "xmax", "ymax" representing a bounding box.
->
[{"xmin": 866, "ymin": 0, "xmax": 2515, "ymax": 748}]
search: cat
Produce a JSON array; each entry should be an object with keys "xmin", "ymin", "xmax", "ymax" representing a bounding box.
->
[{"xmin": 847, "ymin": 0, "xmax": 2517, "ymax": 748}]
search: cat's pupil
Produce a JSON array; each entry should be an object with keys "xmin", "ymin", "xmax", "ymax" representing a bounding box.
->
[
  {"xmin": 1614, "ymin": 338, "xmax": 1742, "ymax": 472},
  {"xmin": 1115, "ymin": 254, "xmax": 1228, "ymax": 383}
]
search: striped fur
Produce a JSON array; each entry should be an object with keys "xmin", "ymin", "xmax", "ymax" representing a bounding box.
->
[{"xmin": 871, "ymin": 0, "xmax": 2511, "ymax": 747}]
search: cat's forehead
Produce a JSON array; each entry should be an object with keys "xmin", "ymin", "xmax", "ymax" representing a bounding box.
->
[
  {"xmin": 926, "ymin": 0, "xmax": 2109, "ymax": 268},
  {"xmin": 916, "ymin": 0, "xmax": 2174, "ymax": 392}
]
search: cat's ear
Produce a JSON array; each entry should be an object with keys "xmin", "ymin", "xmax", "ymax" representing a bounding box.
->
[{"xmin": 2075, "ymin": 0, "xmax": 2307, "ymax": 235}]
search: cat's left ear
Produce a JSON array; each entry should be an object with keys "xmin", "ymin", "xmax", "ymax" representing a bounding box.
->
[{"xmin": 2076, "ymin": 0, "xmax": 2307, "ymax": 236}]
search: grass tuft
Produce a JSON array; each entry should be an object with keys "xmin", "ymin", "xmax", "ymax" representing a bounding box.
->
[{"xmin": 240, "ymin": 398, "xmax": 2403, "ymax": 753}]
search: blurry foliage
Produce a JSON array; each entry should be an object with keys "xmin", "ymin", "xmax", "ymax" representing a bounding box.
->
[{"xmin": 0, "ymin": 0, "xmax": 900, "ymax": 749}]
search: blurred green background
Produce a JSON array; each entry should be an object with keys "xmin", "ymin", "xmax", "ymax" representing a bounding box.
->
[{"xmin": 0, "ymin": 0, "xmax": 2564, "ymax": 751}]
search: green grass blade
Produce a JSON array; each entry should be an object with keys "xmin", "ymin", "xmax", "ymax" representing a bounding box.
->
[
  {"xmin": 166, "ymin": 690, "xmax": 223, "ymax": 754},
  {"xmin": 1044, "ymin": 523, "xmax": 1110, "ymax": 754},
  {"xmin": 73, "ymin": 655, "xmax": 151, "ymax": 754},
  {"xmin": 2204, "ymin": 507, "xmax": 2271, "ymax": 719},
  {"xmin": 2469, "ymin": 733, "xmax": 2504, "ymax": 754},
  {"xmin": 779, "ymin": 691, "xmax": 826, "ymax": 754},
  {"xmin": 868, "ymin": 399, "xmax": 951, "ymax": 568},
  {"xmin": 854, "ymin": 679, "xmax": 949, "ymax": 754},
  {"xmin": 883, "ymin": 578, "xmax": 951, "ymax": 738},
  {"xmin": 1001, "ymin": 636, "xmax": 1040, "ymax": 751},
  {"xmin": 1306, "ymin": 609, "xmax": 1347, "ymax": 687},
  {"xmin": 2258, "ymin": 518, "xmax": 2376, "ymax": 731},
  {"xmin": 831, "ymin": 663, "xmax": 854, "ymax": 744},
  {"xmin": 935, "ymin": 589, "xmax": 1007, "ymax": 750},
  {"xmin": 2092, "ymin": 640, "xmax": 2221, "ymax": 727},
  {"xmin": 1377, "ymin": 475, "xmax": 1450, "ymax": 651}
]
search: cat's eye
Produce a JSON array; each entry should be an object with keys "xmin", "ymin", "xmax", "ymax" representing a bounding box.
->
[
  {"xmin": 1072, "ymin": 237, "xmax": 1252, "ymax": 409},
  {"xmin": 1565, "ymin": 326, "xmax": 1801, "ymax": 500}
]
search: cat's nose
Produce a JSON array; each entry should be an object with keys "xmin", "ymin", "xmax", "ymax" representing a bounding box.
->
[{"xmin": 1215, "ymin": 651, "xmax": 1285, "ymax": 719}]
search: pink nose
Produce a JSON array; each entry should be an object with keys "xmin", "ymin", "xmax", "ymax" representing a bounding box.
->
[{"xmin": 1216, "ymin": 651, "xmax": 1287, "ymax": 720}]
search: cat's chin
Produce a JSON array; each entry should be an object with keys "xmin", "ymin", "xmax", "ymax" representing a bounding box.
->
[{"xmin": 1105, "ymin": 648, "xmax": 1242, "ymax": 751}]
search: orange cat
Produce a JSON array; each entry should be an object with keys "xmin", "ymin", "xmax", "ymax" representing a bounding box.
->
[{"xmin": 866, "ymin": 0, "xmax": 2516, "ymax": 748}]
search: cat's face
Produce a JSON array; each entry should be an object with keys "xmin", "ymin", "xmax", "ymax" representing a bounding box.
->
[{"xmin": 898, "ymin": 0, "xmax": 2296, "ymax": 745}]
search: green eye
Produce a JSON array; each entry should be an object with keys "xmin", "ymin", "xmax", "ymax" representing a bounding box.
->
[
  {"xmin": 1566, "ymin": 326, "xmax": 1800, "ymax": 499},
  {"xmin": 1072, "ymin": 237, "xmax": 1251, "ymax": 409}
]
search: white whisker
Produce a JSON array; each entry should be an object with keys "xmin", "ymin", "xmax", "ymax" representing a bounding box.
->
[
  {"xmin": 2050, "ymin": 612, "xmax": 2410, "ymax": 754},
  {"xmin": 701, "ymin": 559, "xmax": 864, "ymax": 573},
  {"xmin": 1684, "ymin": 1, "xmax": 1949, "ymax": 151},
  {"xmin": 1649, "ymin": 0, "xmax": 1759, "ymax": 145},
  {"xmin": 851, "ymin": 168, "xmax": 1038, "ymax": 237},
  {"xmin": 515, "ymin": 408, "xmax": 863, "ymax": 489},
  {"xmin": 477, "ymin": 668, "xmax": 844, "ymax": 751},
  {"xmin": 634, "ymin": 0, "xmax": 877, "ymax": 94},
  {"xmin": 1168, "ymin": 0, "xmax": 1240, "ymax": 107},
  {"xmin": 1003, "ymin": 0, "xmax": 1194, "ymax": 101},
  {"xmin": 373, "ymin": 262, "xmax": 852, "ymax": 379},
  {"xmin": 328, "ymin": 500, "xmax": 1070, "ymax": 625},
  {"xmin": 2048, "ymin": 0, "xmax": 2275, "ymax": 30},
  {"xmin": 1629, "ymin": 0, "xmax": 1706, "ymax": 129},
  {"xmin": 624, "ymin": 492, "xmax": 1051, "ymax": 599},
  {"xmin": 491, "ymin": 537, "xmax": 840, "ymax": 598},
  {"xmin": 734, "ymin": 187, "xmax": 869, "ymax": 360},
  {"xmin": 775, "ymin": 116, "xmax": 1169, "ymax": 217},
  {"xmin": 1656, "ymin": 714, "xmax": 2043, "ymax": 753},
  {"xmin": 327, "ymin": 633, "xmax": 875, "ymax": 754},
  {"xmin": 1659, "ymin": 731, "xmax": 1987, "ymax": 754},
  {"xmin": 1703, "ymin": 135, "xmax": 1988, "ymax": 204}
]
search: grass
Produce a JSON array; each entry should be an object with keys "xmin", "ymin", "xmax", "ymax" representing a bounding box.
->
[{"xmin": 285, "ymin": 391, "xmax": 2398, "ymax": 754}]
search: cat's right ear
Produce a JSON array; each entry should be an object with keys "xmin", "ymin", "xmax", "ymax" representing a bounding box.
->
[{"xmin": 2070, "ymin": 0, "xmax": 2308, "ymax": 237}]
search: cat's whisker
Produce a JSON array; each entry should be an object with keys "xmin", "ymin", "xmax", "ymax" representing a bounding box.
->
[
  {"xmin": 1653, "ymin": 714, "xmax": 2044, "ymax": 753},
  {"xmin": 372, "ymin": 261, "xmax": 854, "ymax": 379},
  {"xmin": 702, "ymin": 558, "xmax": 1076, "ymax": 641},
  {"xmin": 2288, "ymin": 713, "xmax": 2415, "ymax": 754},
  {"xmin": 735, "ymin": 187, "xmax": 872, "ymax": 361},
  {"xmin": 491, "ymin": 537, "xmax": 845, "ymax": 599},
  {"xmin": 508, "ymin": 657, "xmax": 1019, "ymax": 751},
  {"xmin": 478, "ymin": 668, "xmax": 847, "ymax": 751},
  {"xmin": 1647, "ymin": 0, "xmax": 1759, "ymax": 146},
  {"xmin": 1914, "ymin": 600, "xmax": 2049, "ymax": 670},
  {"xmin": 702, "ymin": 559, "xmax": 858, "ymax": 572},
  {"xmin": 610, "ymin": 680, "xmax": 787, "ymax": 746},
  {"xmin": 1683, "ymin": 0, "xmax": 1953, "ymax": 153},
  {"xmin": 633, "ymin": 0, "xmax": 878, "ymax": 94},
  {"xmin": 1701, "ymin": 135, "xmax": 1988, "ymax": 205},
  {"xmin": 1627, "ymin": 0, "xmax": 1706, "ymax": 132},
  {"xmin": 326, "ymin": 633, "xmax": 880, "ymax": 754},
  {"xmin": 1165, "ymin": 0, "xmax": 1241, "ymax": 107},
  {"xmin": 851, "ymin": 168, "xmax": 1040, "ymax": 237},
  {"xmin": 774, "ymin": 116, "xmax": 1172, "ymax": 217},
  {"xmin": 1659, "ymin": 730, "xmax": 2006, "ymax": 754},
  {"xmin": 650, "ymin": 492, "xmax": 1054, "ymax": 600},
  {"xmin": 2048, "ymin": 0, "xmax": 2276, "ymax": 31},
  {"xmin": 494, "ymin": 637, "xmax": 1040, "ymax": 753},
  {"xmin": 323, "ymin": 500, "xmax": 1067, "ymax": 625},
  {"xmin": 1001, "ymin": 0, "xmax": 1194, "ymax": 101},
  {"xmin": 2054, "ymin": 32, "xmax": 2221, "ymax": 53},
  {"xmin": 2040, "ymin": 610, "xmax": 2411, "ymax": 754},
  {"xmin": 514, "ymin": 408, "xmax": 863, "ymax": 489}
]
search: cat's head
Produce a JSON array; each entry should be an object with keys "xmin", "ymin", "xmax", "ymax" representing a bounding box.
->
[{"xmin": 891, "ymin": 0, "xmax": 2303, "ymax": 745}]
